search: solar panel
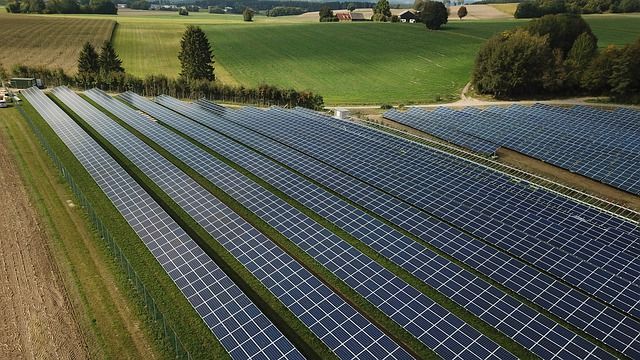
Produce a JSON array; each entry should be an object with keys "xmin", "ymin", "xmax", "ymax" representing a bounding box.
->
[
  {"xmin": 386, "ymin": 105, "xmax": 640, "ymax": 194},
  {"xmin": 191, "ymin": 100, "xmax": 640, "ymax": 318},
  {"xmin": 150, "ymin": 95, "xmax": 629, "ymax": 359},
  {"xmin": 52, "ymin": 86, "xmax": 415, "ymax": 360},
  {"xmin": 111, "ymin": 90, "xmax": 515, "ymax": 360},
  {"xmin": 384, "ymin": 108, "xmax": 500, "ymax": 155},
  {"xmin": 181, "ymin": 98, "xmax": 640, "ymax": 358},
  {"xmin": 303, "ymin": 108, "xmax": 640, "ymax": 278},
  {"xmin": 21, "ymin": 87, "xmax": 304, "ymax": 360}
]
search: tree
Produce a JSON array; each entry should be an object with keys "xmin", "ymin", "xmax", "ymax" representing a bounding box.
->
[
  {"xmin": 374, "ymin": 0, "xmax": 391, "ymax": 17},
  {"xmin": 98, "ymin": 41, "xmax": 124, "ymax": 74},
  {"xmin": 457, "ymin": 5, "xmax": 467, "ymax": 19},
  {"xmin": 582, "ymin": 45, "xmax": 620, "ymax": 94},
  {"xmin": 242, "ymin": 7, "xmax": 254, "ymax": 21},
  {"xmin": 608, "ymin": 39, "xmax": 640, "ymax": 102},
  {"xmin": 473, "ymin": 29, "xmax": 553, "ymax": 97},
  {"xmin": 564, "ymin": 32, "xmax": 598, "ymax": 88},
  {"xmin": 77, "ymin": 42, "xmax": 99, "ymax": 75},
  {"xmin": 347, "ymin": 2, "xmax": 356, "ymax": 11},
  {"xmin": 514, "ymin": 1, "xmax": 542, "ymax": 18},
  {"xmin": 178, "ymin": 8, "xmax": 188, "ymax": 15},
  {"xmin": 88, "ymin": 0, "xmax": 117, "ymax": 14},
  {"xmin": 178, "ymin": 26, "xmax": 214, "ymax": 81},
  {"xmin": 6, "ymin": 0, "xmax": 21, "ymax": 12},
  {"xmin": 614, "ymin": 0, "xmax": 640, "ymax": 12},
  {"xmin": 45, "ymin": 0, "xmax": 80, "ymax": 13},
  {"xmin": 319, "ymin": 5, "xmax": 337, "ymax": 21},
  {"xmin": 525, "ymin": 14, "xmax": 596, "ymax": 56},
  {"xmin": 129, "ymin": 0, "xmax": 150, "ymax": 10},
  {"xmin": 21, "ymin": 0, "xmax": 45, "ymax": 13},
  {"xmin": 417, "ymin": 0, "xmax": 448, "ymax": 30}
]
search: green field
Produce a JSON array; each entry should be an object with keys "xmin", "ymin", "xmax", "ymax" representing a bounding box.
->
[
  {"xmin": 109, "ymin": 12, "xmax": 640, "ymax": 105},
  {"xmin": 3, "ymin": 10, "xmax": 640, "ymax": 104}
]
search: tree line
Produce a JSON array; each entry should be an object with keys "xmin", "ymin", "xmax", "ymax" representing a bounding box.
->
[
  {"xmin": 266, "ymin": 6, "xmax": 307, "ymax": 16},
  {"xmin": 515, "ymin": 0, "xmax": 640, "ymax": 18},
  {"xmin": 473, "ymin": 14, "xmax": 640, "ymax": 104},
  {"xmin": 194, "ymin": 0, "xmax": 374, "ymax": 13},
  {"xmin": 6, "ymin": 0, "xmax": 117, "ymax": 14}
]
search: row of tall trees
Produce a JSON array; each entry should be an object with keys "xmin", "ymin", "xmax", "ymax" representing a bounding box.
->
[
  {"xmin": 9, "ymin": 64, "xmax": 324, "ymax": 109},
  {"xmin": 473, "ymin": 14, "xmax": 640, "ymax": 103},
  {"xmin": 6, "ymin": 0, "xmax": 117, "ymax": 14},
  {"xmin": 515, "ymin": 0, "xmax": 640, "ymax": 18},
  {"xmin": 78, "ymin": 41, "xmax": 124, "ymax": 84}
]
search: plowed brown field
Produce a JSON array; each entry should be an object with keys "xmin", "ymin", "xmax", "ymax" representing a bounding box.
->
[{"xmin": 0, "ymin": 122, "xmax": 89, "ymax": 359}]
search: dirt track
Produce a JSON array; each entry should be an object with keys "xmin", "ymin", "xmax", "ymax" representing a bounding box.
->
[{"xmin": 0, "ymin": 130, "xmax": 89, "ymax": 359}]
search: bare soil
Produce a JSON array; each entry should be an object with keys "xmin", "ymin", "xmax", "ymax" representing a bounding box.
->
[
  {"xmin": 496, "ymin": 148, "xmax": 640, "ymax": 211},
  {"xmin": 0, "ymin": 126, "xmax": 89, "ymax": 359},
  {"xmin": 449, "ymin": 5, "xmax": 513, "ymax": 21}
]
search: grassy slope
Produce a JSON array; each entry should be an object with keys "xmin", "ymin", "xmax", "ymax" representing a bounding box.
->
[
  {"xmin": 14, "ymin": 100, "xmax": 226, "ymax": 359},
  {"xmin": 0, "ymin": 13, "xmax": 114, "ymax": 74},
  {"xmin": 0, "ymin": 106, "xmax": 168, "ymax": 359},
  {"xmin": 112, "ymin": 13, "xmax": 639, "ymax": 105}
]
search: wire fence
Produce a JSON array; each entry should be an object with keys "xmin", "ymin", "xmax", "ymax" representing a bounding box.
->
[{"xmin": 18, "ymin": 104, "xmax": 192, "ymax": 360}]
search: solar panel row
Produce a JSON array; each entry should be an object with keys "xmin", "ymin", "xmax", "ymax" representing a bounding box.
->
[
  {"xmin": 304, "ymin": 107, "xmax": 640, "ymax": 239},
  {"xmin": 362, "ymin": 110, "xmax": 639, "ymax": 245},
  {"xmin": 187, "ymin": 99, "xmax": 640, "ymax": 358},
  {"xmin": 384, "ymin": 108, "xmax": 500, "ymax": 155},
  {"xmin": 151, "ymin": 95, "xmax": 634, "ymax": 359},
  {"xmin": 28, "ymin": 84, "xmax": 640, "ymax": 359},
  {"xmin": 214, "ymin": 105, "xmax": 640, "ymax": 321},
  {"xmin": 384, "ymin": 105, "xmax": 640, "ymax": 194},
  {"xmin": 113, "ymin": 90, "xmax": 514, "ymax": 360},
  {"xmin": 303, "ymin": 108, "xmax": 640, "ymax": 283},
  {"xmin": 21, "ymin": 87, "xmax": 304, "ymax": 360},
  {"xmin": 51, "ymin": 86, "xmax": 411, "ymax": 360}
]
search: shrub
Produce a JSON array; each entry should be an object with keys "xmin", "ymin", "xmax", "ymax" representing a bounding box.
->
[
  {"xmin": 242, "ymin": 7, "xmax": 254, "ymax": 21},
  {"xmin": 371, "ymin": 12, "xmax": 387, "ymax": 21},
  {"xmin": 457, "ymin": 5, "xmax": 467, "ymax": 19}
]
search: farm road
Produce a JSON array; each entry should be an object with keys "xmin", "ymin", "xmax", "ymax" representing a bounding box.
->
[{"xmin": 0, "ymin": 130, "xmax": 89, "ymax": 359}]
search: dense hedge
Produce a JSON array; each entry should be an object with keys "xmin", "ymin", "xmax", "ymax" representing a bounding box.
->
[
  {"xmin": 9, "ymin": 65, "xmax": 325, "ymax": 109},
  {"xmin": 265, "ymin": 6, "xmax": 306, "ymax": 16}
]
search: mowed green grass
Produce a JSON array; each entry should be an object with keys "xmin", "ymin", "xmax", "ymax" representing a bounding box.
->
[
  {"xmin": 112, "ymin": 13, "xmax": 639, "ymax": 105},
  {"xmin": 206, "ymin": 22, "xmax": 492, "ymax": 104},
  {"xmin": 0, "ymin": 12, "xmax": 114, "ymax": 74}
]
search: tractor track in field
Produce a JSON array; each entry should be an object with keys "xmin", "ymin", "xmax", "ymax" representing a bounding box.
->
[{"xmin": 0, "ymin": 126, "xmax": 89, "ymax": 360}]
